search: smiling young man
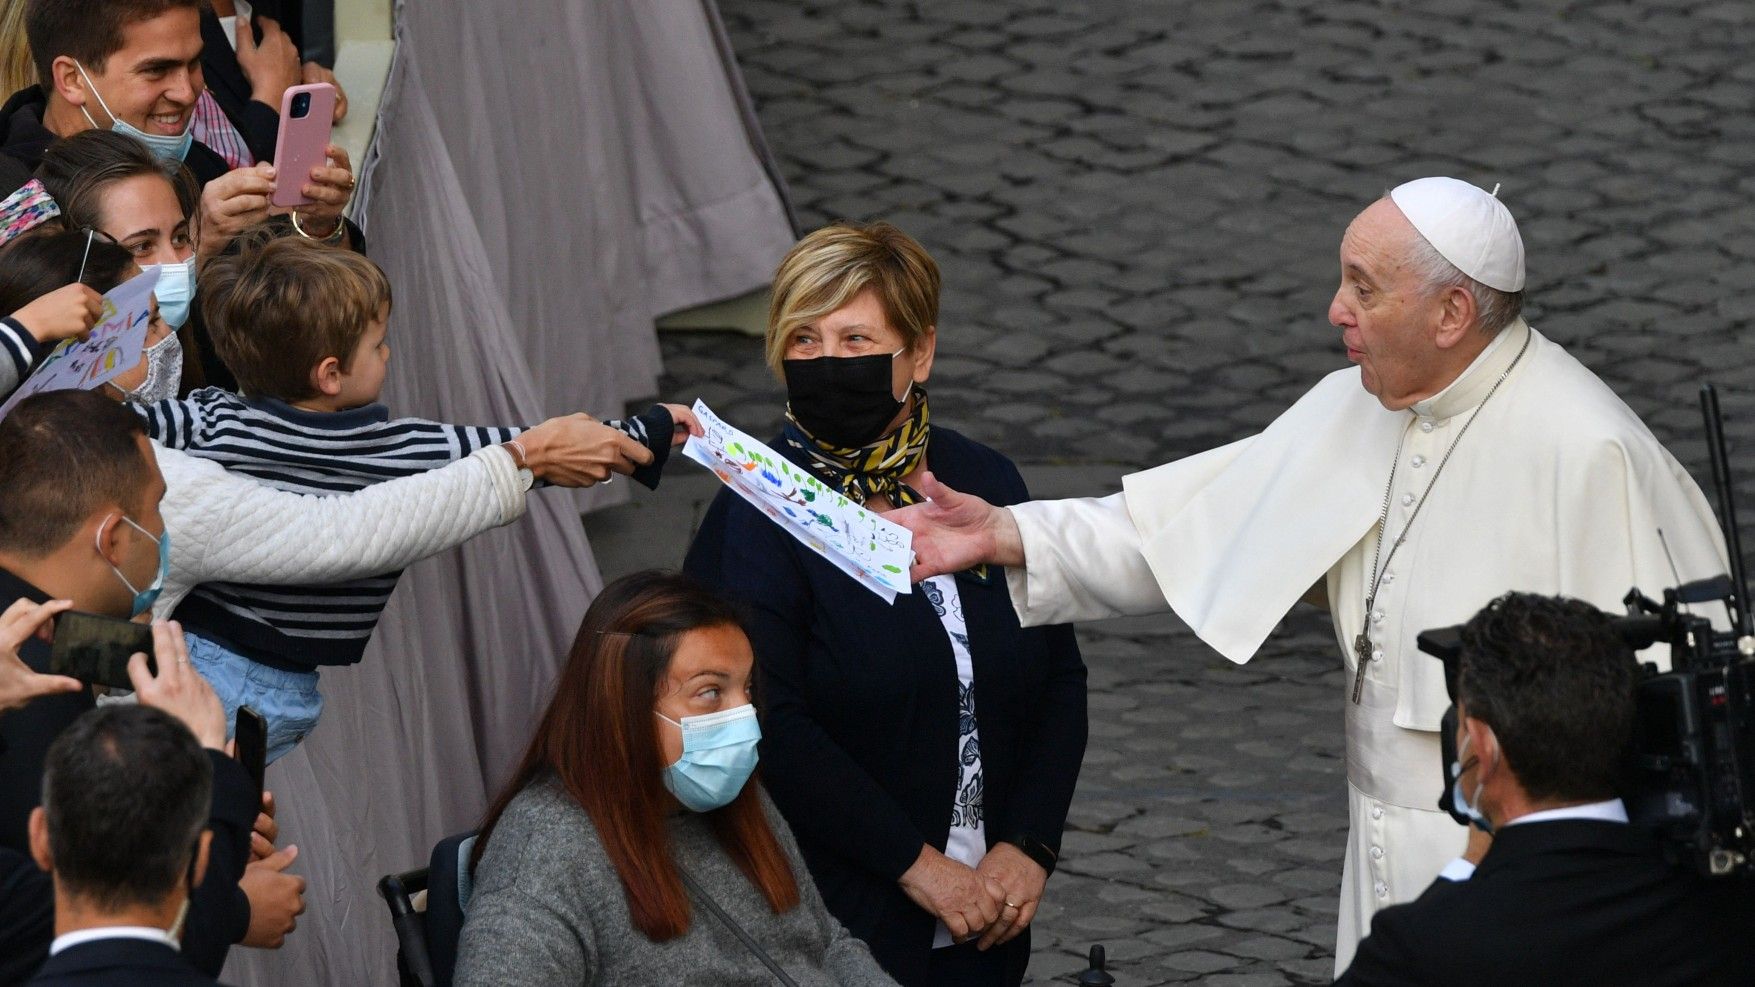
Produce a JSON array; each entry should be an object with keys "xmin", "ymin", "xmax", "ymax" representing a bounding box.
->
[
  {"xmin": 892, "ymin": 177, "xmax": 1730, "ymax": 973},
  {"xmin": 2, "ymin": 0, "xmax": 359, "ymax": 249},
  {"xmin": 3, "ymin": 1, "xmax": 222, "ymax": 181}
]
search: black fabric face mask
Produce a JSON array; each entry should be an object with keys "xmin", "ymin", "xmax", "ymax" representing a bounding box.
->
[{"xmin": 782, "ymin": 351, "xmax": 905, "ymax": 448}]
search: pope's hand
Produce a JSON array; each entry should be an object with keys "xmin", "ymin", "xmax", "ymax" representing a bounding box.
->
[{"xmin": 889, "ymin": 471, "xmax": 1024, "ymax": 580}]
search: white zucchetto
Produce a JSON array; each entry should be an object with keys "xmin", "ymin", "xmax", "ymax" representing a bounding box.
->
[{"xmin": 1389, "ymin": 177, "xmax": 1526, "ymax": 292}]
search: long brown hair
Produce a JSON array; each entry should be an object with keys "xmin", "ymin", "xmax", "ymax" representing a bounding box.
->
[{"xmin": 473, "ymin": 571, "xmax": 799, "ymax": 940}]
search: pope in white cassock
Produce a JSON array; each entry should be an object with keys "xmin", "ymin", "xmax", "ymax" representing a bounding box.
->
[{"xmin": 893, "ymin": 177, "xmax": 1729, "ymax": 973}]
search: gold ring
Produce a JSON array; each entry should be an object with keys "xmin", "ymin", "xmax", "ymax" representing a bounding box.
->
[{"xmin": 1005, "ymin": 900, "xmax": 1019, "ymax": 910}]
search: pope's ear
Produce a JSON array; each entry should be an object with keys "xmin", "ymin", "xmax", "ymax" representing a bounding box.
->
[{"xmin": 1433, "ymin": 284, "xmax": 1479, "ymax": 349}]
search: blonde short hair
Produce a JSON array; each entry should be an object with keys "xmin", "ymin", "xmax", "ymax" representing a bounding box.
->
[{"xmin": 764, "ymin": 222, "xmax": 940, "ymax": 374}]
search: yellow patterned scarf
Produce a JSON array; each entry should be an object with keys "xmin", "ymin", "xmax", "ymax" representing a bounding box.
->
[
  {"xmin": 785, "ymin": 389, "xmax": 991, "ymax": 583},
  {"xmin": 784, "ymin": 384, "xmax": 931, "ymax": 508}
]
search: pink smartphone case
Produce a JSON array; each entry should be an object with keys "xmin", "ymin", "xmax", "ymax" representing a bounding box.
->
[{"xmin": 270, "ymin": 83, "xmax": 338, "ymax": 209}]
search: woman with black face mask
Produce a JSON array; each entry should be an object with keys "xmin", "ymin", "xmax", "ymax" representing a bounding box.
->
[{"xmin": 685, "ymin": 222, "xmax": 1088, "ymax": 987}]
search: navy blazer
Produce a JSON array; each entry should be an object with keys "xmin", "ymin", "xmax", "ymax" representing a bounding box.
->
[
  {"xmin": 24, "ymin": 938, "xmax": 224, "ymax": 987},
  {"xmin": 685, "ymin": 426, "xmax": 1087, "ymax": 984},
  {"xmin": 1337, "ymin": 820, "xmax": 1755, "ymax": 986}
]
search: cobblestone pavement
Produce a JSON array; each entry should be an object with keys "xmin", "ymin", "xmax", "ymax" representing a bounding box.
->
[{"xmin": 654, "ymin": 2, "xmax": 1755, "ymax": 982}]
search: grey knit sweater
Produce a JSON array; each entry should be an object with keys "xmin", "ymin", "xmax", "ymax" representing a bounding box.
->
[{"xmin": 454, "ymin": 778, "xmax": 899, "ymax": 986}]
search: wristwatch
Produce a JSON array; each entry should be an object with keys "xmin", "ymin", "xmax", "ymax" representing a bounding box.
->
[{"xmin": 1003, "ymin": 834, "xmax": 1058, "ymax": 874}]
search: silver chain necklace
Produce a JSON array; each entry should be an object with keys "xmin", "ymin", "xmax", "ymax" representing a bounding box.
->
[{"xmin": 1351, "ymin": 331, "xmax": 1532, "ymax": 703}]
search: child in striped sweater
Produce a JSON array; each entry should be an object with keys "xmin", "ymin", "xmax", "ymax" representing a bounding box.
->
[{"xmin": 135, "ymin": 233, "xmax": 695, "ymax": 760}]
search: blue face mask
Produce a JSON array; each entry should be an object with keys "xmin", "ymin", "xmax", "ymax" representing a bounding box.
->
[
  {"xmin": 145, "ymin": 258, "xmax": 196, "ymax": 329},
  {"xmin": 100, "ymin": 514, "xmax": 170, "ymax": 618},
  {"xmin": 74, "ymin": 61, "xmax": 194, "ymax": 163},
  {"xmin": 1449, "ymin": 734, "xmax": 1494, "ymax": 834},
  {"xmin": 655, "ymin": 704, "xmax": 760, "ymax": 812}
]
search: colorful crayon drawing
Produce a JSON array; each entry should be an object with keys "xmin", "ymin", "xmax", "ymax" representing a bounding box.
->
[
  {"xmin": 682, "ymin": 400, "xmax": 914, "ymax": 602},
  {"xmin": 0, "ymin": 268, "xmax": 159, "ymax": 420}
]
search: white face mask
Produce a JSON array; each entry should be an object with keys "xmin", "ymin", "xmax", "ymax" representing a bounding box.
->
[
  {"xmin": 73, "ymin": 61, "xmax": 194, "ymax": 164},
  {"xmin": 122, "ymin": 331, "xmax": 184, "ymax": 404}
]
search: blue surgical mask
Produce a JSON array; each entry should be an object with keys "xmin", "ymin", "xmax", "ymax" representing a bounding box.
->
[
  {"xmin": 99, "ymin": 514, "xmax": 170, "ymax": 618},
  {"xmin": 655, "ymin": 704, "xmax": 760, "ymax": 812},
  {"xmin": 1449, "ymin": 734, "xmax": 1494, "ymax": 834},
  {"xmin": 74, "ymin": 61, "xmax": 194, "ymax": 163},
  {"xmin": 145, "ymin": 258, "xmax": 196, "ymax": 329}
]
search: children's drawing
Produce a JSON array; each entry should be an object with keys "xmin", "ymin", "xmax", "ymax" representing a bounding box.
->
[
  {"xmin": 682, "ymin": 400, "xmax": 914, "ymax": 603},
  {"xmin": 0, "ymin": 268, "xmax": 160, "ymax": 420}
]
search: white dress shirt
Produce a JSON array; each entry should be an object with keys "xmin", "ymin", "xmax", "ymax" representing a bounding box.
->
[
  {"xmin": 1437, "ymin": 798, "xmax": 1629, "ymax": 882},
  {"xmin": 50, "ymin": 925, "xmax": 178, "ymax": 956}
]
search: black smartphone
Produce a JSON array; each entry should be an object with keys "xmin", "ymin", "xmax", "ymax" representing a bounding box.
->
[
  {"xmin": 234, "ymin": 706, "xmax": 268, "ymax": 803},
  {"xmin": 47, "ymin": 610, "xmax": 153, "ymax": 690}
]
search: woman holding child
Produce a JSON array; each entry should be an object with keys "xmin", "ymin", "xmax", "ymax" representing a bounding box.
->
[
  {"xmin": 685, "ymin": 223, "xmax": 1088, "ymax": 986},
  {"xmin": 0, "ymin": 135, "xmax": 698, "ymax": 759}
]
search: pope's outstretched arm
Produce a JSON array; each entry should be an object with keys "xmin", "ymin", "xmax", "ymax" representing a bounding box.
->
[{"xmin": 894, "ymin": 472, "xmax": 1168, "ymax": 627}]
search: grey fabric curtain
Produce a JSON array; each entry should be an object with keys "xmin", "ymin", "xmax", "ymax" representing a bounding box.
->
[{"xmin": 223, "ymin": 2, "xmax": 793, "ymax": 982}]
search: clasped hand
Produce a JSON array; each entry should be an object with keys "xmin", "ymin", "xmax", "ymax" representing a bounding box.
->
[{"xmin": 898, "ymin": 844, "xmax": 1046, "ymax": 949}]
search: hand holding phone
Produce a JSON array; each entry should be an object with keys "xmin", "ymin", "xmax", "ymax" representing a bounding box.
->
[
  {"xmin": 0, "ymin": 598, "xmax": 81, "ymax": 712},
  {"xmin": 271, "ymin": 83, "xmax": 338, "ymax": 209},
  {"xmin": 235, "ymin": 705, "xmax": 268, "ymax": 805},
  {"xmin": 126, "ymin": 622, "xmax": 226, "ymax": 750},
  {"xmin": 48, "ymin": 610, "xmax": 154, "ymax": 690}
]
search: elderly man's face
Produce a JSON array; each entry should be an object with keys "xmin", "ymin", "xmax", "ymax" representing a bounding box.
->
[{"xmin": 1328, "ymin": 199, "xmax": 1451, "ymax": 411}]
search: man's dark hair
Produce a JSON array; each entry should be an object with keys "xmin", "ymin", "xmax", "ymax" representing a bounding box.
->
[
  {"xmin": 0, "ymin": 389, "xmax": 151, "ymax": 557},
  {"xmin": 41, "ymin": 704, "xmax": 211, "ymax": 910},
  {"xmin": 24, "ymin": 0, "xmax": 202, "ymax": 90},
  {"xmin": 0, "ymin": 229, "xmax": 136, "ymax": 315},
  {"xmin": 1458, "ymin": 592, "xmax": 1637, "ymax": 803}
]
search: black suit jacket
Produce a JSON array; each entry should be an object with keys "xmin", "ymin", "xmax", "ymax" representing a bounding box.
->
[
  {"xmin": 1337, "ymin": 819, "xmax": 1755, "ymax": 986},
  {"xmin": 24, "ymin": 938, "xmax": 225, "ymax": 987},
  {"xmin": 0, "ymin": 569, "xmax": 256, "ymax": 983},
  {"xmin": 685, "ymin": 427, "xmax": 1088, "ymax": 985},
  {"xmin": 0, "ymin": 848, "xmax": 52, "ymax": 987}
]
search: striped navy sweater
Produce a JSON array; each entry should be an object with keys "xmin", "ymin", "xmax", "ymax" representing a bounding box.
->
[{"xmin": 135, "ymin": 387, "xmax": 673, "ymax": 670}]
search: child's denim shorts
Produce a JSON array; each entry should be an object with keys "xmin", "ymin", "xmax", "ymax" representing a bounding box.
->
[{"xmin": 186, "ymin": 633, "xmax": 324, "ymax": 764}]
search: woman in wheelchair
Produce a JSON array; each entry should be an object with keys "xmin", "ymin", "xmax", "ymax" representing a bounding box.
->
[{"xmin": 455, "ymin": 571, "xmax": 898, "ymax": 985}]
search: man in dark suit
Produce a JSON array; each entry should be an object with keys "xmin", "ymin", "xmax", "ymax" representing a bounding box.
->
[
  {"xmin": 0, "ymin": 391, "xmax": 272, "ymax": 984},
  {"xmin": 1336, "ymin": 593, "xmax": 1755, "ymax": 986},
  {"xmin": 24, "ymin": 704, "xmax": 230, "ymax": 986}
]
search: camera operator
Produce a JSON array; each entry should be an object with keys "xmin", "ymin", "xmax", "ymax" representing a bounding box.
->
[{"xmin": 1336, "ymin": 592, "xmax": 1755, "ymax": 985}]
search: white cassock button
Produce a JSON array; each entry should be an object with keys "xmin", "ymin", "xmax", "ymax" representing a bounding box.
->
[
  {"xmin": 1374, "ymin": 880, "xmax": 1388, "ymax": 898},
  {"xmin": 1401, "ymin": 493, "xmax": 1415, "ymax": 507},
  {"xmin": 1420, "ymin": 420, "xmax": 1435, "ymax": 433},
  {"xmin": 1411, "ymin": 454, "xmax": 1426, "ymax": 468},
  {"xmin": 1371, "ymin": 649, "xmax": 1384, "ymax": 663},
  {"xmin": 1382, "ymin": 572, "xmax": 1395, "ymax": 584},
  {"xmin": 1370, "ymin": 846, "xmax": 1384, "ymax": 860},
  {"xmin": 1371, "ymin": 805, "xmax": 1384, "ymax": 819},
  {"xmin": 1372, "ymin": 610, "xmax": 1385, "ymax": 624}
]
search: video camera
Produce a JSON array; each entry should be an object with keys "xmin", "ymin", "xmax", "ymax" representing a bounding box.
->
[{"xmin": 1418, "ymin": 384, "xmax": 1755, "ymax": 878}]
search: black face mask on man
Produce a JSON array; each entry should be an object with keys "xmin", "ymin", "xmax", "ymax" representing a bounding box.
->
[{"xmin": 782, "ymin": 350, "xmax": 906, "ymax": 448}]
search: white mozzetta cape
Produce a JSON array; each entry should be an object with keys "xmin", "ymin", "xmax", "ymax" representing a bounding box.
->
[{"xmin": 1008, "ymin": 321, "xmax": 1728, "ymax": 730}]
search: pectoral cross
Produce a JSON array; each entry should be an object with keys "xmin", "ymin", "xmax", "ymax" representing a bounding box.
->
[{"xmin": 1352, "ymin": 630, "xmax": 1372, "ymax": 703}]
